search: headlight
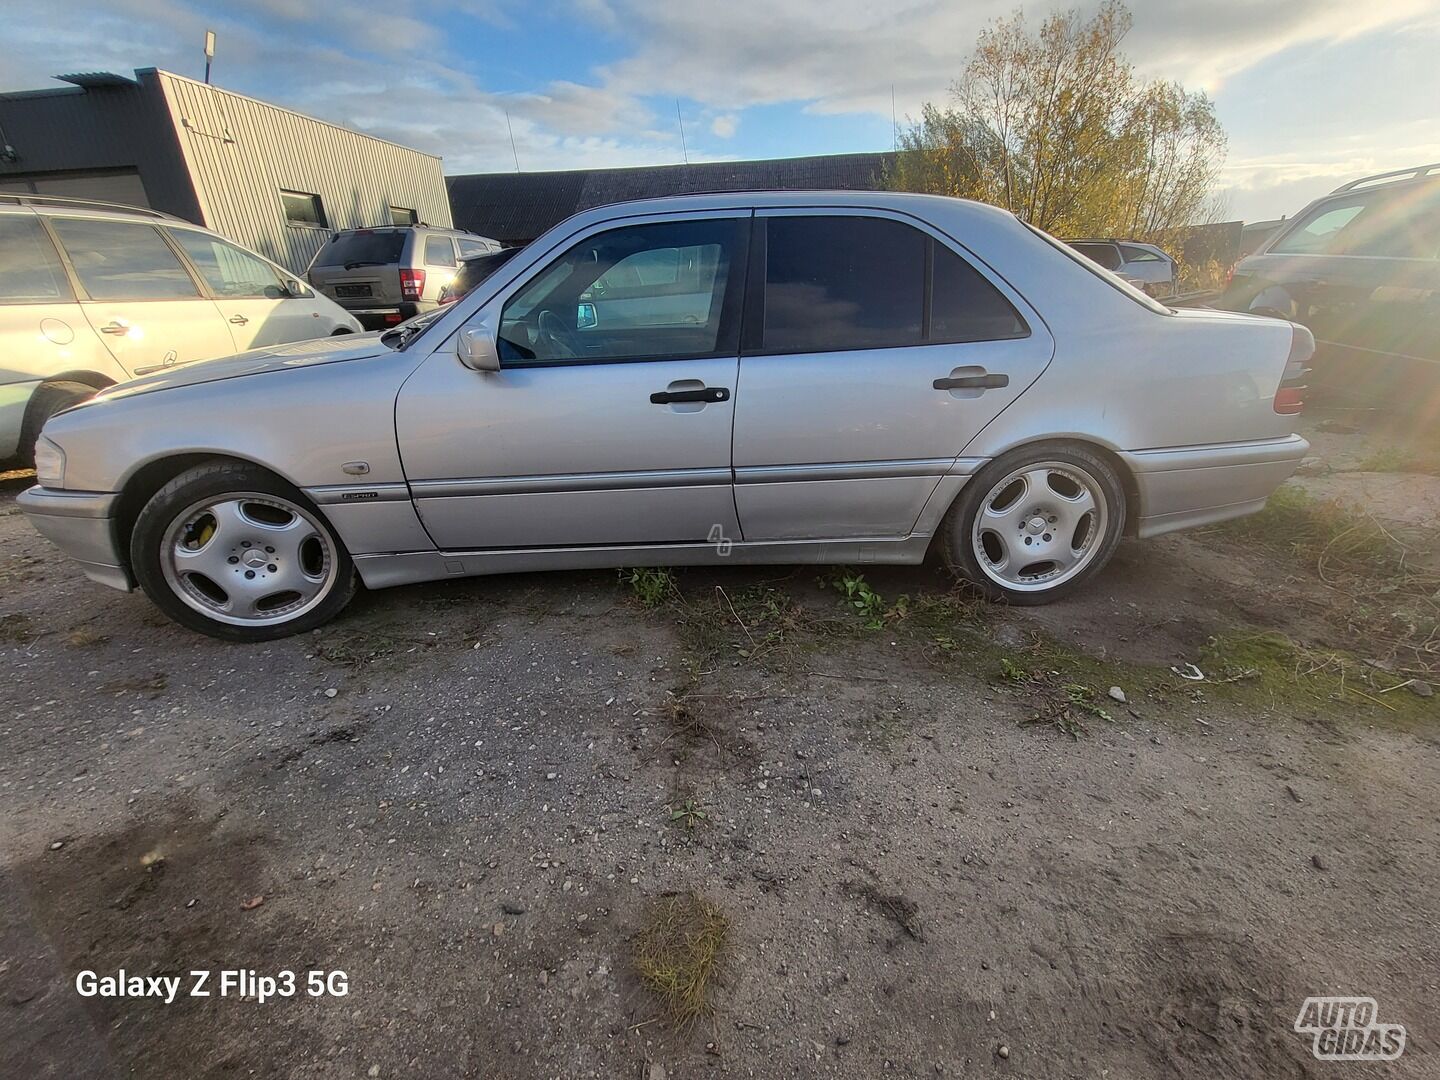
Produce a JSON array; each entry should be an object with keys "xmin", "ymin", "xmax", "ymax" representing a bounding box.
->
[{"xmin": 33, "ymin": 436, "xmax": 65, "ymax": 489}]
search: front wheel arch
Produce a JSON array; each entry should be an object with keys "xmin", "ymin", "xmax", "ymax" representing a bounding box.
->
[{"xmin": 114, "ymin": 453, "xmax": 317, "ymax": 574}]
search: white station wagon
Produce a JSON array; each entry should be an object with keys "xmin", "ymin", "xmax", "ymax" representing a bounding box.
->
[
  {"xmin": 0, "ymin": 194, "xmax": 361, "ymax": 466},
  {"xmin": 20, "ymin": 192, "xmax": 1311, "ymax": 641}
]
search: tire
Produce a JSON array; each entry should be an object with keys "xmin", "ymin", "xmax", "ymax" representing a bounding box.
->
[
  {"xmin": 18, "ymin": 381, "xmax": 97, "ymax": 468},
  {"xmin": 940, "ymin": 442, "xmax": 1126, "ymax": 605},
  {"xmin": 130, "ymin": 461, "xmax": 357, "ymax": 642}
]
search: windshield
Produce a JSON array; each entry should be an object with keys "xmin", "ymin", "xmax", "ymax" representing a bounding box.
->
[
  {"xmin": 313, "ymin": 231, "xmax": 405, "ymax": 268},
  {"xmin": 1028, "ymin": 224, "xmax": 1172, "ymax": 314}
]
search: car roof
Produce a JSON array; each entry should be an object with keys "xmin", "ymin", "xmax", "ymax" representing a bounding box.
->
[{"xmin": 0, "ymin": 193, "xmax": 185, "ymax": 223}]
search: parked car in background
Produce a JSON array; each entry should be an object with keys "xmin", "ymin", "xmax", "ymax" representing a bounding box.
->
[
  {"xmin": 1066, "ymin": 239, "xmax": 1179, "ymax": 297},
  {"xmin": 437, "ymin": 247, "xmax": 521, "ymax": 306},
  {"xmin": 0, "ymin": 194, "xmax": 361, "ymax": 467},
  {"xmin": 1217, "ymin": 163, "xmax": 1440, "ymax": 407},
  {"xmin": 19, "ymin": 191, "xmax": 1311, "ymax": 641},
  {"xmin": 306, "ymin": 225, "xmax": 502, "ymax": 329}
]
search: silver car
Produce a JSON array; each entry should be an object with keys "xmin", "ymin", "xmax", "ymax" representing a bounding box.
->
[
  {"xmin": 1066, "ymin": 239, "xmax": 1179, "ymax": 297},
  {"xmin": 19, "ymin": 192, "xmax": 1311, "ymax": 641}
]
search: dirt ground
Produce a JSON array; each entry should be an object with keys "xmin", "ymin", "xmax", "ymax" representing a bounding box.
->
[{"xmin": 1, "ymin": 410, "xmax": 1437, "ymax": 1079}]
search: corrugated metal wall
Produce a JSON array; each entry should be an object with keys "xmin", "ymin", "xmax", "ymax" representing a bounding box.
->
[{"xmin": 152, "ymin": 71, "xmax": 452, "ymax": 273}]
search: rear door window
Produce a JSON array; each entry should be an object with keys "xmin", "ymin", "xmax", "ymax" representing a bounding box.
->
[
  {"xmin": 313, "ymin": 231, "xmax": 406, "ymax": 268},
  {"xmin": 424, "ymin": 235, "xmax": 457, "ymax": 267},
  {"xmin": 761, "ymin": 216, "xmax": 925, "ymax": 353},
  {"xmin": 50, "ymin": 217, "xmax": 200, "ymax": 300},
  {"xmin": 0, "ymin": 215, "xmax": 72, "ymax": 303}
]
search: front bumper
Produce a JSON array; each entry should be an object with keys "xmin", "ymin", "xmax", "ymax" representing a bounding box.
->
[{"xmin": 16, "ymin": 486, "xmax": 133, "ymax": 592}]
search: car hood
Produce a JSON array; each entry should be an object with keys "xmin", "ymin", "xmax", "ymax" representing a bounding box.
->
[{"xmin": 97, "ymin": 333, "xmax": 392, "ymax": 402}]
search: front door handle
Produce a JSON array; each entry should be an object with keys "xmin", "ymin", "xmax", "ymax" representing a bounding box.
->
[
  {"xmin": 229, "ymin": 315, "xmax": 250, "ymax": 325},
  {"xmin": 934, "ymin": 373, "xmax": 1008, "ymax": 391},
  {"xmin": 650, "ymin": 386, "xmax": 730, "ymax": 404},
  {"xmin": 100, "ymin": 320, "xmax": 129, "ymax": 335}
]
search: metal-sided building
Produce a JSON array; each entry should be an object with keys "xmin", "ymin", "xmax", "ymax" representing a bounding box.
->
[{"xmin": 0, "ymin": 68, "xmax": 452, "ymax": 272}]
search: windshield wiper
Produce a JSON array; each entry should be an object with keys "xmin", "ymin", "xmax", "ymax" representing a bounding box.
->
[{"xmin": 343, "ymin": 260, "xmax": 387, "ymax": 270}]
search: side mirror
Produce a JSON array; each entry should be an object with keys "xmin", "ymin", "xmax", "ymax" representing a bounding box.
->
[
  {"xmin": 457, "ymin": 324, "xmax": 501, "ymax": 372},
  {"xmin": 285, "ymin": 279, "xmax": 314, "ymax": 298}
]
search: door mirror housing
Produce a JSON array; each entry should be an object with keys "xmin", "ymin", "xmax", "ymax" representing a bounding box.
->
[
  {"xmin": 457, "ymin": 324, "xmax": 501, "ymax": 372},
  {"xmin": 284, "ymin": 279, "xmax": 314, "ymax": 298}
]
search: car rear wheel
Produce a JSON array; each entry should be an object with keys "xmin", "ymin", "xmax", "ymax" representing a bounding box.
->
[
  {"xmin": 941, "ymin": 443, "xmax": 1125, "ymax": 605},
  {"xmin": 131, "ymin": 462, "xmax": 356, "ymax": 641}
]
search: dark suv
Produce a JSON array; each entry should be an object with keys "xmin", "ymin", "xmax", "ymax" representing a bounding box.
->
[
  {"xmin": 1217, "ymin": 164, "xmax": 1440, "ymax": 407},
  {"xmin": 305, "ymin": 225, "xmax": 502, "ymax": 329}
]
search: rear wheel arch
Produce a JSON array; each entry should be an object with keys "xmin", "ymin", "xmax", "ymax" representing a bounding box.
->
[{"xmin": 955, "ymin": 437, "xmax": 1140, "ymax": 536}]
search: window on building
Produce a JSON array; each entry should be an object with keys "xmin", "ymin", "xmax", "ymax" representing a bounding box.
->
[
  {"xmin": 499, "ymin": 218, "xmax": 743, "ymax": 365},
  {"xmin": 281, "ymin": 190, "xmax": 328, "ymax": 229},
  {"xmin": 50, "ymin": 218, "xmax": 200, "ymax": 300},
  {"xmin": 761, "ymin": 216, "xmax": 925, "ymax": 353},
  {"xmin": 0, "ymin": 216, "xmax": 73, "ymax": 303},
  {"xmin": 423, "ymin": 235, "xmax": 457, "ymax": 267},
  {"xmin": 169, "ymin": 230, "xmax": 285, "ymax": 298},
  {"xmin": 390, "ymin": 206, "xmax": 418, "ymax": 226}
]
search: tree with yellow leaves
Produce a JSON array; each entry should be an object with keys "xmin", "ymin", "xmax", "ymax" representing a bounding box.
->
[{"xmin": 890, "ymin": 1, "xmax": 1226, "ymax": 242}]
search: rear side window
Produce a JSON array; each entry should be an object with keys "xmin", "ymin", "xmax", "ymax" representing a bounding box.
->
[
  {"xmin": 1269, "ymin": 190, "xmax": 1437, "ymax": 258},
  {"xmin": 424, "ymin": 235, "xmax": 457, "ymax": 267},
  {"xmin": 762, "ymin": 216, "xmax": 925, "ymax": 352},
  {"xmin": 0, "ymin": 215, "xmax": 72, "ymax": 303},
  {"xmin": 930, "ymin": 244, "xmax": 1028, "ymax": 343},
  {"xmin": 170, "ymin": 231, "xmax": 284, "ymax": 298},
  {"xmin": 1119, "ymin": 245, "xmax": 1164, "ymax": 263},
  {"xmin": 50, "ymin": 218, "xmax": 199, "ymax": 300},
  {"xmin": 313, "ymin": 231, "xmax": 406, "ymax": 268},
  {"xmin": 1070, "ymin": 242, "xmax": 1123, "ymax": 270},
  {"xmin": 457, "ymin": 238, "xmax": 493, "ymax": 258}
]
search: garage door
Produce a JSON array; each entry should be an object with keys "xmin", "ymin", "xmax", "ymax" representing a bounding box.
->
[{"xmin": 0, "ymin": 169, "xmax": 151, "ymax": 209}]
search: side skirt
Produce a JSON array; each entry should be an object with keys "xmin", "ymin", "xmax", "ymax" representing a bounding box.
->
[{"xmin": 351, "ymin": 534, "xmax": 935, "ymax": 591}]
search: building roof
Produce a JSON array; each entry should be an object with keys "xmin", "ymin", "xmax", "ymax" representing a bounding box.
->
[{"xmin": 446, "ymin": 151, "xmax": 895, "ymax": 243}]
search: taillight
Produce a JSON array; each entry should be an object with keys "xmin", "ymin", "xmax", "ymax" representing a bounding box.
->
[
  {"xmin": 399, "ymin": 268, "xmax": 425, "ymax": 302},
  {"xmin": 1274, "ymin": 324, "xmax": 1314, "ymax": 415}
]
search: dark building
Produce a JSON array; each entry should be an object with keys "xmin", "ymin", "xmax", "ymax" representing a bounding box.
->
[
  {"xmin": 0, "ymin": 69, "xmax": 452, "ymax": 272},
  {"xmin": 447, "ymin": 152, "xmax": 896, "ymax": 245}
]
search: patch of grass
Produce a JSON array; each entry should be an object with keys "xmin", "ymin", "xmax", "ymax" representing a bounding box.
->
[
  {"xmin": 823, "ymin": 569, "xmax": 908, "ymax": 629},
  {"xmin": 667, "ymin": 797, "xmax": 710, "ymax": 831},
  {"xmin": 621, "ymin": 567, "xmax": 678, "ymax": 609},
  {"xmin": 0, "ymin": 612, "xmax": 34, "ymax": 644},
  {"xmin": 1355, "ymin": 446, "xmax": 1440, "ymax": 477},
  {"xmin": 631, "ymin": 892, "xmax": 729, "ymax": 1026},
  {"xmin": 1199, "ymin": 631, "xmax": 1429, "ymax": 719}
]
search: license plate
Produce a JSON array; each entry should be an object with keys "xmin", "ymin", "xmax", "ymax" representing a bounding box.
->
[{"xmin": 334, "ymin": 284, "xmax": 372, "ymax": 298}]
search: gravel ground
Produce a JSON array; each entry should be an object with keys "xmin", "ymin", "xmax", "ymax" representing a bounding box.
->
[{"xmin": 1, "ymin": 464, "xmax": 1437, "ymax": 1079}]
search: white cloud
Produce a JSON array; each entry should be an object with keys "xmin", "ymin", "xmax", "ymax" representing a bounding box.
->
[{"xmin": 710, "ymin": 113, "xmax": 738, "ymax": 138}]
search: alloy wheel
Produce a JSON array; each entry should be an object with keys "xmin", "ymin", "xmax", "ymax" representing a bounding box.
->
[{"xmin": 970, "ymin": 461, "xmax": 1109, "ymax": 592}]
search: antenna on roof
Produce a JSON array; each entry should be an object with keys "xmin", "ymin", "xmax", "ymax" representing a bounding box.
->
[
  {"xmin": 203, "ymin": 30, "xmax": 216, "ymax": 85},
  {"xmin": 676, "ymin": 100, "xmax": 689, "ymax": 165},
  {"xmin": 505, "ymin": 109, "xmax": 520, "ymax": 173}
]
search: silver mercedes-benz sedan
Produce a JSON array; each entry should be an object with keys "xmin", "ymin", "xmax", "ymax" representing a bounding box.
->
[{"xmin": 19, "ymin": 192, "xmax": 1312, "ymax": 641}]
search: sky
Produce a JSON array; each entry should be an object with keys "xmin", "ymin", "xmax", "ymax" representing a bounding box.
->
[{"xmin": 2, "ymin": 0, "xmax": 1438, "ymax": 223}]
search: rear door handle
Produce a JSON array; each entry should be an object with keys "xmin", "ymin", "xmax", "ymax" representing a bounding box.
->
[
  {"xmin": 650, "ymin": 387, "xmax": 730, "ymax": 404},
  {"xmin": 229, "ymin": 315, "xmax": 249, "ymax": 325},
  {"xmin": 934, "ymin": 373, "xmax": 1008, "ymax": 390},
  {"xmin": 100, "ymin": 320, "xmax": 129, "ymax": 335}
]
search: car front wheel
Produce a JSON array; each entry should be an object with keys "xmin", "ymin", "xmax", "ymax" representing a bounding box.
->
[
  {"xmin": 941, "ymin": 443, "xmax": 1126, "ymax": 605},
  {"xmin": 131, "ymin": 462, "xmax": 357, "ymax": 641}
]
